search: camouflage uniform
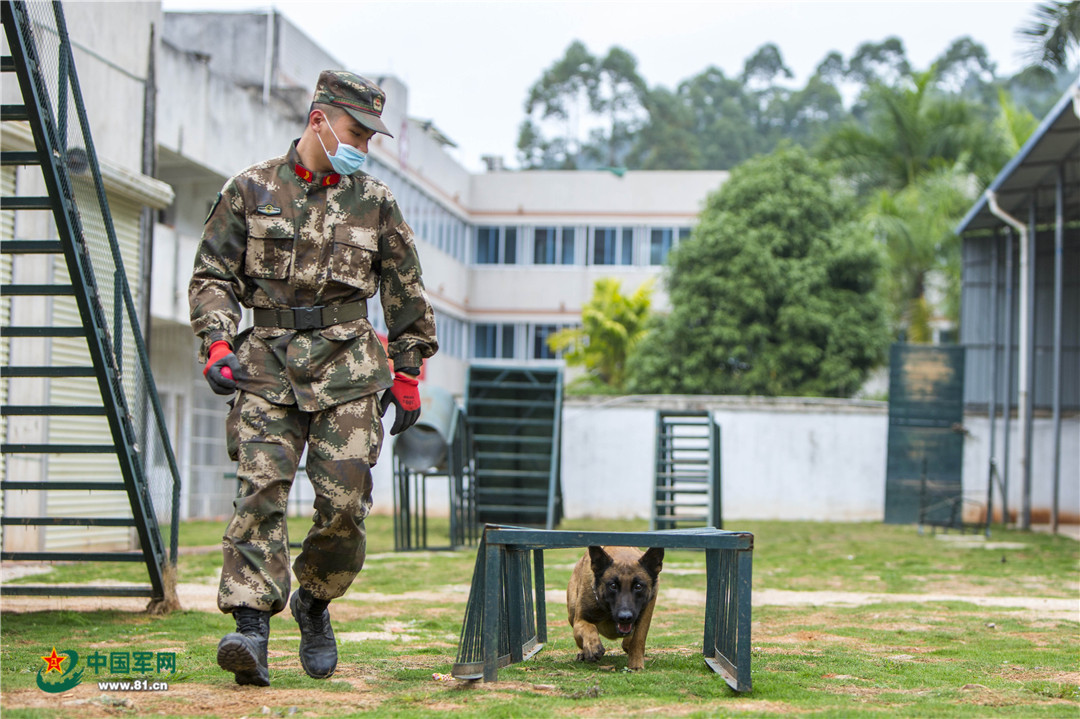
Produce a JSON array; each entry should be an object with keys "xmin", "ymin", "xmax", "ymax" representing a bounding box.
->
[{"xmin": 189, "ymin": 84, "xmax": 438, "ymax": 613}]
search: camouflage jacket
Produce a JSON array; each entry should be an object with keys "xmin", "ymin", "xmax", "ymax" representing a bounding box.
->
[{"xmin": 189, "ymin": 141, "xmax": 438, "ymax": 411}]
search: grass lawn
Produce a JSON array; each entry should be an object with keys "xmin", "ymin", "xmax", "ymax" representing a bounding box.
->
[{"xmin": 1, "ymin": 516, "xmax": 1077, "ymax": 718}]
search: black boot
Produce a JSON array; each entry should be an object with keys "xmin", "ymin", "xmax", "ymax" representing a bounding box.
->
[
  {"xmin": 217, "ymin": 607, "xmax": 271, "ymax": 686},
  {"xmin": 290, "ymin": 588, "xmax": 337, "ymax": 678}
]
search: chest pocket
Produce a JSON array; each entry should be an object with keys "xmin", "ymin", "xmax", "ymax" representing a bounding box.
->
[
  {"xmin": 329, "ymin": 225, "xmax": 379, "ymax": 294},
  {"xmin": 245, "ymin": 215, "xmax": 295, "ymax": 280}
]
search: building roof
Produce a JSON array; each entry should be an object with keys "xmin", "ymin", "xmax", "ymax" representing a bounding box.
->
[{"xmin": 957, "ymin": 79, "xmax": 1080, "ymax": 235}]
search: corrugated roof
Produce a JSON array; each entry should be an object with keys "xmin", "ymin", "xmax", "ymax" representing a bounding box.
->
[{"xmin": 957, "ymin": 79, "xmax": 1080, "ymax": 235}]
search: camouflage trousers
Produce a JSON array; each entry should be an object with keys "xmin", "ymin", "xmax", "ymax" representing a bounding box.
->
[{"xmin": 218, "ymin": 390, "xmax": 383, "ymax": 614}]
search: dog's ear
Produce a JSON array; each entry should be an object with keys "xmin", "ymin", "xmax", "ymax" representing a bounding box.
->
[
  {"xmin": 640, "ymin": 547, "xmax": 664, "ymax": 577},
  {"xmin": 588, "ymin": 546, "xmax": 613, "ymax": 576}
]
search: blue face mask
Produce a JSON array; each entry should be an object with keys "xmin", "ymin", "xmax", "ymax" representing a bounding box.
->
[{"xmin": 317, "ymin": 117, "xmax": 367, "ymax": 175}]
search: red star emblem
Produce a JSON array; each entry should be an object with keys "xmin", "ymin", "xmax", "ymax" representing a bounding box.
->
[{"xmin": 41, "ymin": 647, "xmax": 66, "ymax": 673}]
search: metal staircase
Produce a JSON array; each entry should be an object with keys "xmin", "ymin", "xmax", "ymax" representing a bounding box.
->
[
  {"xmin": 1, "ymin": 1, "xmax": 180, "ymax": 606},
  {"xmin": 465, "ymin": 366, "xmax": 563, "ymax": 530},
  {"xmin": 652, "ymin": 411, "xmax": 722, "ymax": 530}
]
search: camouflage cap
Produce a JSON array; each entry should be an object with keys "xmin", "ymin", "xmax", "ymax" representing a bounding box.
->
[{"xmin": 313, "ymin": 70, "xmax": 393, "ymax": 138}]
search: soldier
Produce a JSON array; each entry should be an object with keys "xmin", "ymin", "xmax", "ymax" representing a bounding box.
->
[{"xmin": 189, "ymin": 71, "xmax": 438, "ymax": 686}]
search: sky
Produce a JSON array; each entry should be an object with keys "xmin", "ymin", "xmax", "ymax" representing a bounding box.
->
[{"xmin": 159, "ymin": 0, "xmax": 1043, "ymax": 172}]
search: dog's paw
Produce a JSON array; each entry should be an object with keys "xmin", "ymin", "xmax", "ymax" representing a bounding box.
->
[{"xmin": 576, "ymin": 645, "xmax": 606, "ymax": 663}]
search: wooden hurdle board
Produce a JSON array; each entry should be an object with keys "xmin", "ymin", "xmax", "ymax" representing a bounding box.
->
[{"xmin": 452, "ymin": 525, "xmax": 754, "ymax": 692}]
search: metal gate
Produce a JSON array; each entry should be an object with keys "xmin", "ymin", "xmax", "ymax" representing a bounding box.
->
[{"xmin": 884, "ymin": 344, "xmax": 966, "ymax": 526}]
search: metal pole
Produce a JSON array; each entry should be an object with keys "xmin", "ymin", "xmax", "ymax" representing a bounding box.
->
[
  {"xmin": 1001, "ymin": 228, "xmax": 1015, "ymax": 527},
  {"xmin": 985, "ymin": 232, "xmax": 1000, "ymax": 535},
  {"xmin": 1020, "ymin": 201, "xmax": 1037, "ymax": 530},
  {"xmin": 1051, "ymin": 166, "xmax": 1064, "ymax": 534}
]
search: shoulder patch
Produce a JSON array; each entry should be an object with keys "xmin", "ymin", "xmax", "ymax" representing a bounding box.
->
[
  {"xmin": 204, "ymin": 192, "xmax": 222, "ymax": 224},
  {"xmin": 255, "ymin": 204, "xmax": 283, "ymax": 216}
]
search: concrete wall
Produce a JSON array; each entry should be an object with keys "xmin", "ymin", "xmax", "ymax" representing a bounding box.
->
[
  {"xmin": 467, "ymin": 264, "xmax": 668, "ymax": 318},
  {"xmin": 158, "ymin": 38, "xmax": 307, "ymax": 180},
  {"xmin": 559, "ymin": 396, "xmax": 889, "ymax": 522},
  {"xmin": 62, "ymin": 1, "xmax": 161, "ymax": 173},
  {"xmin": 469, "ymin": 170, "xmax": 727, "ymax": 216},
  {"xmin": 962, "ymin": 414, "xmax": 1080, "ymax": 523}
]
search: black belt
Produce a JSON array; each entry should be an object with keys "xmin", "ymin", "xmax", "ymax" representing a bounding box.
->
[{"xmin": 253, "ymin": 302, "xmax": 367, "ymax": 330}]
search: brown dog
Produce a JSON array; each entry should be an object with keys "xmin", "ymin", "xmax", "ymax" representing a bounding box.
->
[{"xmin": 566, "ymin": 545, "xmax": 664, "ymax": 671}]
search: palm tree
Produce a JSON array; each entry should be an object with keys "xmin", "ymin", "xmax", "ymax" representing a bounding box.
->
[
  {"xmin": 1019, "ymin": 1, "xmax": 1080, "ymax": 71},
  {"xmin": 818, "ymin": 69, "xmax": 1000, "ymax": 194},
  {"xmin": 547, "ymin": 278, "xmax": 653, "ymax": 393},
  {"xmin": 865, "ymin": 166, "xmax": 976, "ymax": 341}
]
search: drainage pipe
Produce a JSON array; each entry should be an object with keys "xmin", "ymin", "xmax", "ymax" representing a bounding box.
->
[{"xmin": 986, "ymin": 191, "xmax": 1032, "ymax": 530}]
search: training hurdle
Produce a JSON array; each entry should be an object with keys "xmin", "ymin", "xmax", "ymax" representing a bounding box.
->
[{"xmin": 452, "ymin": 524, "xmax": 754, "ymax": 692}]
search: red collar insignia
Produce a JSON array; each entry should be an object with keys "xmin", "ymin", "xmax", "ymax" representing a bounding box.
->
[{"xmin": 294, "ymin": 163, "xmax": 341, "ymax": 187}]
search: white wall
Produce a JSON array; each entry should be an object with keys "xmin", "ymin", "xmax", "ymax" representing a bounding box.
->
[
  {"xmin": 158, "ymin": 40, "xmax": 306, "ymax": 180},
  {"xmin": 62, "ymin": 1, "xmax": 161, "ymax": 173},
  {"xmin": 560, "ymin": 396, "xmax": 889, "ymax": 522},
  {"xmin": 962, "ymin": 415, "xmax": 1080, "ymax": 523},
  {"xmin": 469, "ymin": 170, "xmax": 727, "ymax": 215},
  {"xmin": 467, "ymin": 265, "xmax": 668, "ymax": 317}
]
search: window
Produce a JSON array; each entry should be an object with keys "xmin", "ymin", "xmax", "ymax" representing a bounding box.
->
[
  {"xmin": 650, "ymin": 229, "xmax": 673, "ymax": 265},
  {"xmin": 502, "ymin": 325, "xmax": 516, "ymax": 358},
  {"xmin": 592, "ymin": 227, "xmax": 633, "ymax": 266},
  {"xmin": 650, "ymin": 227, "xmax": 692, "ymax": 265},
  {"xmin": 534, "ymin": 226, "xmax": 578, "ymax": 265},
  {"xmin": 593, "ymin": 227, "xmax": 617, "ymax": 265},
  {"xmin": 473, "ymin": 323, "xmax": 517, "ymax": 359},
  {"xmin": 476, "ymin": 226, "xmax": 500, "ymax": 264},
  {"xmin": 561, "ymin": 227, "xmax": 576, "ymax": 265},
  {"xmin": 535, "ymin": 227, "xmax": 557, "ymax": 264},
  {"xmin": 475, "ymin": 226, "xmax": 518, "ymax": 265},
  {"xmin": 504, "ymin": 228, "xmax": 517, "ymax": 264},
  {"xmin": 533, "ymin": 324, "xmax": 559, "ymax": 359}
]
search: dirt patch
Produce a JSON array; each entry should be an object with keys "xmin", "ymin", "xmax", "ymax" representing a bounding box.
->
[
  {"xmin": 749, "ymin": 589, "xmax": 1079, "ymax": 620},
  {"xmin": 4, "ymin": 681, "xmax": 380, "ymax": 718},
  {"xmin": 0, "ymin": 582, "xmax": 475, "ymax": 614},
  {"xmin": 993, "ymin": 667, "xmax": 1080, "ymax": 684}
]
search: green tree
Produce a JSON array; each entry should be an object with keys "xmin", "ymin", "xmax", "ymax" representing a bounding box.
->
[
  {"xmin": 674, "ymin": 65, "xmax": 765, "ymax": 168},
  {"xmin": 818, "ymin": 69, "xmax": 1002, "ymax": 194},
  {"xmin": 548, "ymin": 278, "xmax": 653, "ymax": 394},
  {"xmin": 1019, "ymin": 1, "xmax": 1080, "ymax": 71},
  {"xmin": 781, "ymin": 72, "xmax": 847, "ymax": 147},
  {"xmin": 626, "ymin": 85, "xmax": 702, "ymax": 170},
  {"xmin": 865, "ymin": 166, "xmax": 977, "ymax": 341},
  {"xmin": 933, "ymin": 36, "xmax": 999, "ymax": 109},
  {"xmin": 846, "ymin": 37, "xmax": 912, "ymax": 87},
  {"xmin": 741, "ymin": 42, "xmax": 794, "ymax": 138},
  {"xmin": 517, "ymin": 41, "xmax": 648, "ymax": 169},
  {"xmin": 994, "ymin": 88, "xmax": 1040, "ymax": 156},
  {"xmin": 627, "ymin": 146, "xmax": 889, "ymax": 397}
]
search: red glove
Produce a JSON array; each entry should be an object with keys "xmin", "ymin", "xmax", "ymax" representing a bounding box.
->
[
  {"xmin": 203, "ymin": 340, "xmax": 239, "ymax": 395},
  {"xmin": 379, "ymin": 371, "xmax": 421, "ymax": 435}
]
